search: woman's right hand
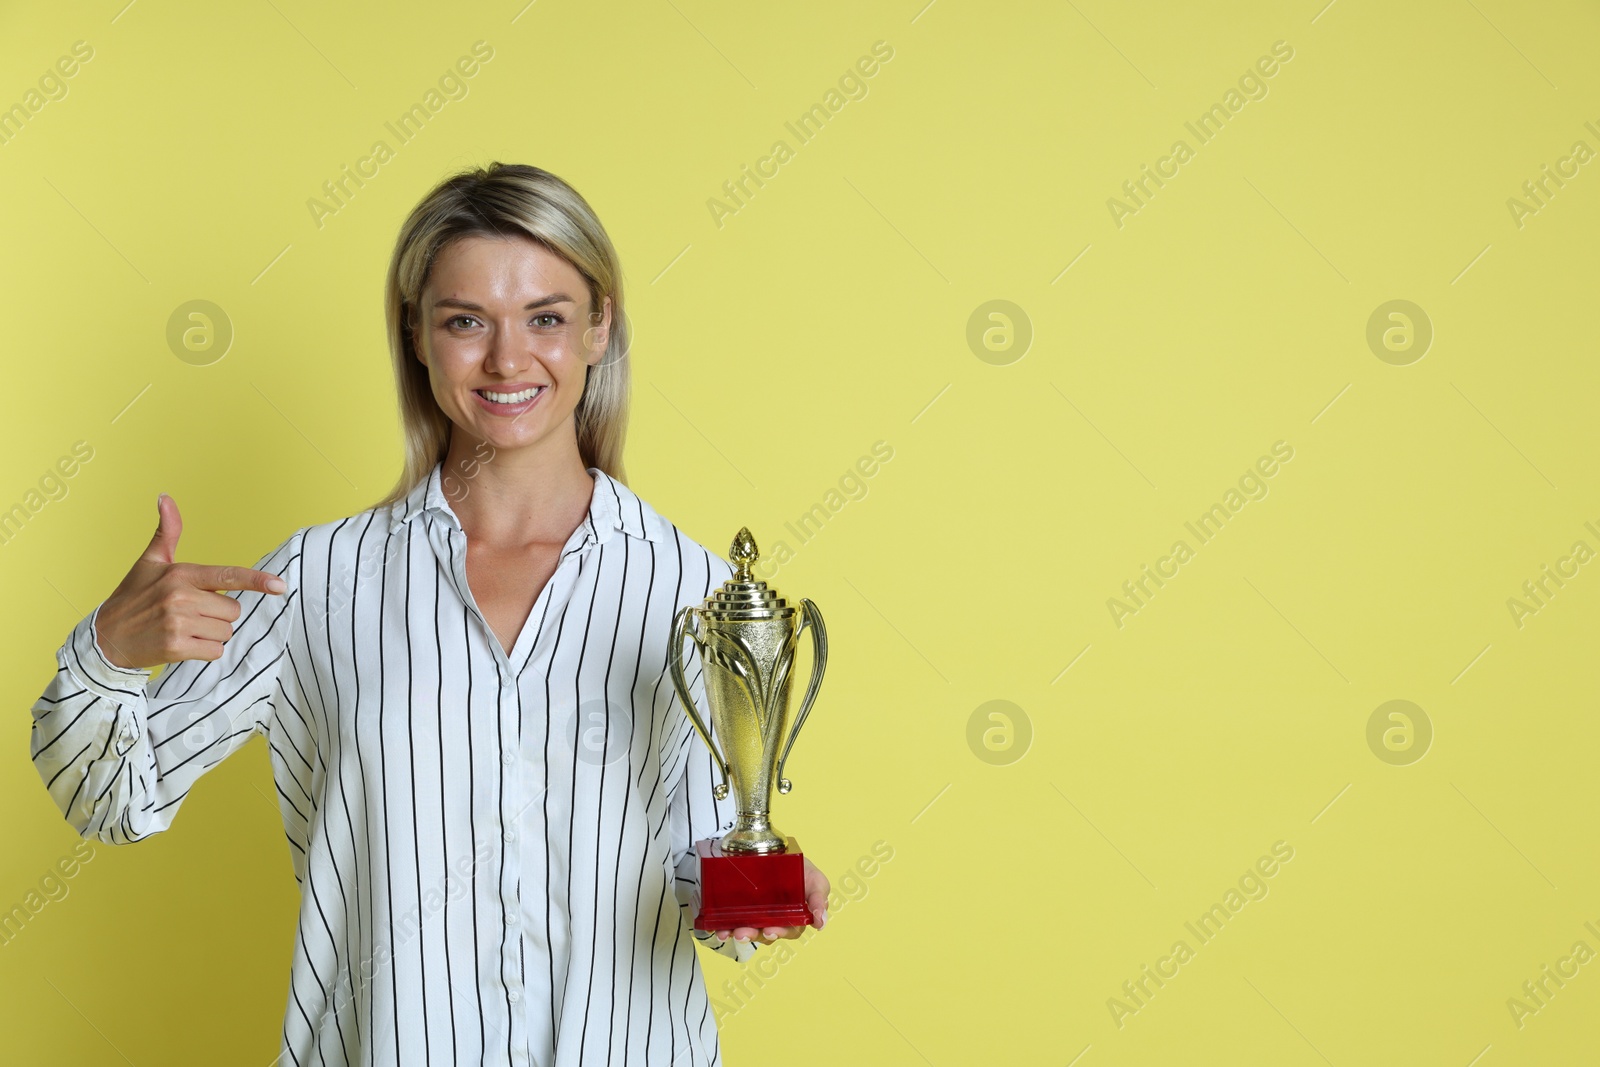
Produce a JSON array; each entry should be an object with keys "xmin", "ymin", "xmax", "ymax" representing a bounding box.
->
[{"xmin": 92, "ymin": 493, "xmax": 287, "ymax": 671}]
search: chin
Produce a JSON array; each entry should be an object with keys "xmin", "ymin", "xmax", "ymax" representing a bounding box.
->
[{"xmin": 480, "ymin": 421, "xmax": 556, "ymax": 450}]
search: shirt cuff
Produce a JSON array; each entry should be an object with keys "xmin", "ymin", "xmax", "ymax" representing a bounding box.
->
[{"xmin": 66, "ymin": 602, "xmax": 152, "ymax": 704}]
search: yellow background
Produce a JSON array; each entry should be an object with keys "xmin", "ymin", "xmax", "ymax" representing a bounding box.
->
[{"xmin": 3, "ymin": 0, "xmax": 1598, "ymax": 1063}]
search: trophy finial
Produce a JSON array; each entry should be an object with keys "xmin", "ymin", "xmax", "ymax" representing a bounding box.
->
[{"xmin": 729, "ymin": 527, "xmax": 758, "ymax": 581}]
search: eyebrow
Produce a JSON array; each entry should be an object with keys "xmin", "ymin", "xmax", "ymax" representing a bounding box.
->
[{"xmin": 432, "ymin": 293, "xmax": 577, "ymax": 312}]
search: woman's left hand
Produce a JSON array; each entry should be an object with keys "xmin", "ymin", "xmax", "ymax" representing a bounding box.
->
[{"xmin": 713, "ymin": 856, "xmax": 829, "ymax": 945}]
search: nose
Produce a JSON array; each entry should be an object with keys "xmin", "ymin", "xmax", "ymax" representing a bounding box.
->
[{"xmin": 484, "ymin": 321, "xmax": 531, "ymax": 376}]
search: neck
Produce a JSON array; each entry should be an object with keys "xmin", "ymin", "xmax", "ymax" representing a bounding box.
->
[{"xmin": 440, "ymin": 425, "xmax": 595, "ymax": 549}]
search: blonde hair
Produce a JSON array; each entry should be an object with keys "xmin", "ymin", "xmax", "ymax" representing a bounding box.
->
[{"xmin": 374, "ymin": 161, "xmax": 631, "ymax": 510}]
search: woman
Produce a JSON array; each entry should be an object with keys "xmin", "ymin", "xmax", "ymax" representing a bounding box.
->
[{"xmin": 29, "ymin": 162, "xmax": 828, "ymax": 1066}]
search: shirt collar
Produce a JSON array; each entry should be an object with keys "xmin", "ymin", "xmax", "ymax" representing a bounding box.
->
[{"xmin": 387, "ymin": 460, "xmax": 661, "ymax": 544}]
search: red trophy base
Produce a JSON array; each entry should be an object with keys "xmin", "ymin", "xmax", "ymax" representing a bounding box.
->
[{"xmin": 693, "ymin": 836, "xmax": 814, "ymax": 931}]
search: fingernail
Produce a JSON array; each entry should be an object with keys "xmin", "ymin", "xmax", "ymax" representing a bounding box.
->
[{"xmin": 266, "ymin": 577, "xmax": 287, "ymax": 594}]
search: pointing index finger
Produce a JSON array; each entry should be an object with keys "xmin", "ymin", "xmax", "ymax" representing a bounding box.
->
[{"xmin": 182, "ymin": 563, "xmax": 287, "ymax": 595}]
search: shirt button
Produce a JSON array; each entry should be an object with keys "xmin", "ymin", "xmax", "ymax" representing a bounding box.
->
[
  {"xmin": 507, "ymin": 912, "xmax": 519, "ymax": 925},
  {"xmin": 503, "ymin": 829, "xmax": 515, "ymax": 843},
  {"xmin": 502, "ymin": 751, "xmax": 515, "ymax": 766},
  {"xmin": 508, "ymin": 989, "xmax": 520, "ymax": 1003}
]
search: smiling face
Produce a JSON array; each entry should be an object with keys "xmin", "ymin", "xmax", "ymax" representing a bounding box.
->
[{"xmin": 411, "ymin": 233, "xmax": 610, "ymax": 458}]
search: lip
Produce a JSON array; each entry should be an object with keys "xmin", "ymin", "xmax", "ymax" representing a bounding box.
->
[{"xmin": 471, "ymin": 383, "xmax": 547, "ymax": 417}]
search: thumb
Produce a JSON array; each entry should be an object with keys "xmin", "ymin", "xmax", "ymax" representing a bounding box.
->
[
  {"xmin": 807, "ymin": 877, "xmax": 829, "ymax": 928},
  {"xmin": 142, "ymin": 493, "xmax": 182, "ymax": 565}
]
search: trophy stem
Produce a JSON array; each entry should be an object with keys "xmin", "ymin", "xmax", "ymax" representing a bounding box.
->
[{"xmin": 722, "ymin": 810, "xmax": 787, "ymax": 854}]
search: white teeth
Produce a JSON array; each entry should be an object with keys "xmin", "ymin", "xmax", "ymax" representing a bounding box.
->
[{"xmin": 477, "ymin": 386, "xmax": 544, "ymax": 404}]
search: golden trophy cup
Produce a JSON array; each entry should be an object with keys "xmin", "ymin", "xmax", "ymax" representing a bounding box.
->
[{"xmin": 669, "ymin": 527, "xmax": 827, "ymax": 929}]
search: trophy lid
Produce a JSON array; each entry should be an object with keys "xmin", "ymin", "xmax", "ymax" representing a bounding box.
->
[{"xmin": 701, "ymin": 527, "xmax": 796, "ymax": 621}]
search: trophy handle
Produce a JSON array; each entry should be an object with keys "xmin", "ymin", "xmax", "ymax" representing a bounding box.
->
[
  {"xmin": 669, "ymin": 605, "xmax": 732, "ymax": 800},
  {"xmin": 775, "ymin": 597, "xmax": 827, "ymax": 793}
]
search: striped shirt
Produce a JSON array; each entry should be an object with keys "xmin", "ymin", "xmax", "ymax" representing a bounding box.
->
[{"xmin": 29, "ymin": 460, "xmax": 761, "ymax": 1066}]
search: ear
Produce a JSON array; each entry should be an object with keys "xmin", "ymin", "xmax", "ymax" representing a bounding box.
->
[{"xmin": 582, "ymin": 295, "xmax": 612, "ymax": 365}]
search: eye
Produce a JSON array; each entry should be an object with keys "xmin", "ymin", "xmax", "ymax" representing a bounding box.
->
[
  {"xmin": 533, "ymin": 313, "xmax": 564, "ymax": 328},
  {"xmin": 447, "ymin": 315, "xmax": 478, "ymax": 329}
]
